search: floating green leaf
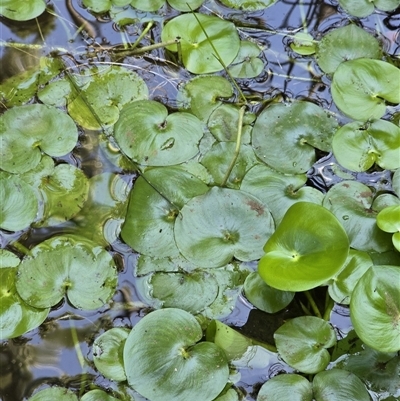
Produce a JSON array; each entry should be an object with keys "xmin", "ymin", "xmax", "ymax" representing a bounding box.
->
[
  {"xmin": 149, "ymin": 270, "xmax": 219, "ymax": 314},
  {"xmin": 331, "ymin": 59, "xmax": 400, "ymax": 121},
  {"xmin": 241, "ymin": 164, "xmax": 324, "ymax": 226},
  {"xmin": 16, "ymin": 236, "xmax": 118, "ymax": 310},
  {"xmin": 114, "ymin": 100, "xmax": 203, "ymax": 166},
  {"xmin": 129, "ymin": 0, "xmax": 164, "ymax": 11},
  {"xmin": 0, "ymin": 249, "xmax": 20, "ymax": 268},
  {"xmin": 167, "ymin": 0, "xmax": 204, "ymax": 11},
  {"xmin": 0, "ymin": 0, "xmax": 46, "ymax": 21},
  {"xmin": 175, "ymin": 187, "xmax": 275, "ymax": 268},
  {"xmin": 338, "ymin": 0, "xmax": 400, "ymax": 18},
  {"xmin": 177, "ymin": 76, "xmax": 233, "ymax": 122},
  {"xmin": 0, "ymin": 172, "xmax": 38, "ymax": 232},
  {"xmin": 328, "ymin": 249, "xmax": 373, "ymax": 305},
  {"xmin": 332, "ymin": 119, "xmax": 400, "ymax": 172},
  {"xmin": 316, "ymin": 24, "xmax": 382, "ymax": 74},
  {"xmin": 259, "ymin": 202, "xmax": 349, "ymax": 292},
  {"xmin": 290, "ymin": 32, "xmax": 316, "ymax": 56},
  {"xmin": 28, "ymin": 388, "xmax": 78, "ymax": 401},
  {"xmin": 161, "ymin": 13, "xmax": 240, "ymax": 74},
  {"xmin": 0, "ymin": 267, "xmax": 49, "ymax": 340},
  {"xmin": 243, "ymin": 271, "xmax": 294, "ymax": 313},
  {"xmin": 93, "ymin": 328, "xmax": 130, "ymax": 382},
  {"xmin": 218, "ymin": 0, "xmax": 277, "ymax": 11},
  {"xmin": 228, "ymin": 40, "xmax": 264, "ymax": 78},
  {"xmin": 312, "ymin": 369, "xmax": 371, "ymax": 401},
  {"xmin": 322, "ymin": 181, "xmax": 399, "ymax": 252},
  {"xmin": 274, "ymin": 316, "xmax": 337, "ymax": 374},
  {"xmin": 136, "ymin": 254, "xmax": 198, "ymax": 275},
  {"xmin": 350, "ymin": 265, "xmax": 400, "ymax": 353},
  {"xmin": 252, "ymin": 101, "xmax": 337, "ymax": 174},
  {"xmin": 201, "ymin": 142, "xmax": 259, "ymax": 189},
  {"xmin": 0, "ymin": 104, "xmax": 78, "ymax": 174},
  {"xmin": 393, "ymin": 169, "xmax": 400, "ymax": 197},
  {"xmin": 67, "ymin": 65, "xmax": 148, "ymax": 130},
  {"xmin": 377, "ymin": 205, "xmax": 400, "ymax": 252},
  {"xmin": 257, "ymin": 374, "xmax": 313, "ymax": 401},
  {"xmin": 81, "ymin": 390, "xmax": 120, "ymax": 401},
  {"xmin": 121, "ymin": 166, "xmax": 209, "ymax": 257},
  {"xmin": 123, "ymin": 308, "xmax": 229, "ymax": 401}
]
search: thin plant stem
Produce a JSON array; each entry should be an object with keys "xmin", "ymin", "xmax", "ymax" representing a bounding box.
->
[
  {"xmin": 305, "ymin": 290, "xmax": 322, "ymax": 319},
  {"xmin": 111, "ymin": 39, "xmax": 179, "ymax": 56},
  {"xmin": 130, "ymin": 21, "xmax": 154, "ymax": 50},
  {"xmin": 221, "ymin": 106, "xmax": 246, "ymax": 187},
  {"xmin": 298, "ymin": 300, "xmax": 313, "ymax": 316},
  {"xmin": 323, "ymin": 295, "xmax": 334, "ymax": 321},
  {"xmin": 10, "ymin": 241, "xmax": 32, "ymax": 256},
  {"xmin": 69, "ymin": 318, "xmax": 87, "ymax": 397}
]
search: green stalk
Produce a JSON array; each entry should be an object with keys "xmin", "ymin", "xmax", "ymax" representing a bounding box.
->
[
  {"xmin": 323, "ymin": 295, "xmax": 334, "ymax": 321},
  {"xmin": 130, "ymin": 21, "xmax": 154, "ymax": 50},
  {"xmin": 305, "ymin": 290, "xmax": 322, "ymax": 319},
  {"xmin": 10, "ymin": 241, "xmax": 32, "ymax": 256},
  {"xmin": 221, "ymin": 106, "xmax": 246, "ymax": 187},
  {"xmin": 111, "ymin": 39, "xmax": 179, "ymax": 56}
]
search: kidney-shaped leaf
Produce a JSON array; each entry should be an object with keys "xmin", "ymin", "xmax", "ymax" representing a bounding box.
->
[
  {"xmin": 331, "ymin": 59, "xmax": 400, "ymax": 121},
  {"xmin": 123, "ymin": 308, "xmax": 229, "ymax": 401},
  {"xmin": 175, "ymin": 187, "xmax": 275, "ymax": 267},
  {"xmin": 114, "ymin": 100, "xmax": 203, "ymax": 166},
  {"xmin": 252, "ymin": 101, "xmax": 337, "ymax": 174},
  {"xmin": 93, "ymin": 327, "xmax": 130, "ymax": 382},
  {"xmin": 162, "ymin": 13, "xmax": 240, "ymax": 74},
  {"xmin": 350, "ymin": 265, "xmax": 400, "ymax": 353},
  {"xmin": 313, "ymin": 369, "xmax": 370, "ymax": 401},
  {"xmin": 0, "ymin": 172, "xmax": 38, "ymax": 232},
  {"xmin": 0, "ymin": 104, "xmax": 78, "ymax": 174},
  {"xmin": 332, "ymin": 119, "xmax": 400, "ymax": 172},
  {"xmin": 257, "ymin": 374, "xmax": 313, "ymax": 401},
  {"xmin": 259, "ymin": 202, "xmax": 349, "ymax": 292},
  {"xmin": 274, "ymin": 316, "xmax": 337, "ymax": 374},
  {"xmin": 16, "ymin": 236, "xmax": 118, "ymax": 310}
]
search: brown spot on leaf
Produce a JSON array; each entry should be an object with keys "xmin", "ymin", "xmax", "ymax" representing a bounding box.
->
[{"xmin": 246, "ymin": 200, "xmax": 265, "ymax": 216}]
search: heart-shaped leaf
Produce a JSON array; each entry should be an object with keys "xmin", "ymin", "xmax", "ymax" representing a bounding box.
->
[
  {"xmin": 350, "ymin": 265, "xmax": 400, "ymax": 353},
  {"xmin": 331, "ymin": 59, "xmax": 400, "ymax": 121},
  {"xmin": 259, "ymin": 202, "xmax": 349, "ymax": 292},
  {"xmin": 274, "ymin": 316, "xmax": 337, "ymax": 374},
  {"xmin": 252, "ymin": 101, "xmax": 337, "ymax": 174},
  {"xmin": 161, "ymin": 13, "xmax": 240, "ymax": 74},
  {"xmin": 175, "ymin": 187, "xmax": 275, "ymax": 267},
  {"xmin": 114, "ymin": 100, "xmax": 203, "ymax": 166},
  {"xmin": 123, "ymin": 308, "xmax": 229, "ymax": 401}
]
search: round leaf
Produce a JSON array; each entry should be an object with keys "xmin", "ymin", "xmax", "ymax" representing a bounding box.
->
[
  {"xmin": 161, "ymin": 13, "xmax": 240, "ymax": 74},
  {"xmin": 16, "ymin": 236, "xmax": 118, "ymax": 310},
  {"xmin": 93, "ymin": 328, "xmax": 130, "ymax": 382},
  {"xmin": 313, "ymin": 369, "xmax": 370, "ymax": 401},
  {"xmin": 0, "ymin": 104, "xmax": 78, "ymax": 174},
  {"xmin": 328, "ymin": 249, "xmax": 373, "ymax": 304},
  {"xmin": 114, "ymin": 100, "xmax": 203, "ymax": 166},
  {"xmin": 150, "ymin": 270, "xmax": 219, "ymax": 314},
  {"xmin": 257, "ymin": 374, "xmax": 313, "ymax": 401},
  {"xmin": 274, "ymin": 316, "xmax": 337, "ymax": 374},
  {"xmin": 0, "ymin": 172, "xmax": 38, "ymax": 231},
  {"xmin": 175, "ymin": 187, "xmax": 275, "ymax": 268},
  {"xmin": 0, "ymin": 267, "xmax": 49, "ymax": 340},
  {"xmin": 259, "ymin": 202, "xmax": 349, "ymax": 292},
  {"xmin": 121, "ymin": 166, "xmax": 209, "ymax": 257},
  {"xmin": 123, "ymin": 308, "xmax": 229, "ymax": 401},
  {"xmin": 350, "ymin": 265, "xmax": 400, "ymax": 353},
  {"xmin": 331, "ymin": 59, "xmax": 400, "ymax": 121},
  {"xmin": 332, "ymin": 119, "xmax": 400, "ymax": 172},
  {"xmin": 322, "ymin": 181, "xmax": 399, "ymax": 252},
  {"xmin": 338, "ymin": 0, "xmax": 400, "ymax": 17},
  {"xmin": 290, "ymin": 32, "xmax": 317, "ymax": 56},
  {"xmin": 377, "ymin": 205, "xmax": 400, "ymax": 234},
  {"xmin": 241, "ymin": 164, "xmax": 324, "ymax": 226},
  {"xmin": 316, "ymin": 24, "xmax": 382, "ymax": 74},
  {"xmin": 244, "ymin": 271, "xmax": 294, "ymax": 313},
  {"xmin": 252, "ymin": 101, "xmax": 338, "ymax": 174}
]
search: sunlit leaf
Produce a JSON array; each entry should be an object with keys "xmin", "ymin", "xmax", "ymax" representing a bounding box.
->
[
  {"xmin": 228, "ymin": 40, "xmax": 264, "ymax": 78},
  {"xmin": 0, "ymin": 0, "xmax": 46, "ymax": 21},
  {"xmin": 290, "ymin": 32, "xmax": 316, "ymax": 56},
  {"xmin": 338, "ymin": 0, "xmax": 400, "ymax": 18}
]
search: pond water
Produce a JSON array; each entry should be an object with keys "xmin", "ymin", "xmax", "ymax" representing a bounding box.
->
[{"xmin": 1, "ymin": 1, "xmax": 399, "ymax": 401}]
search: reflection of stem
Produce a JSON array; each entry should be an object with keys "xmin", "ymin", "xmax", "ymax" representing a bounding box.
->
[
  {"xmin": 69, "ymin": 318, "xmax": 87, "ymax": 397},
  {"xmin": 305, "ymin": 290, "xmax": 322, "ymax": 319},
  {"xmin": 221, "ymin": 106, "xmax": 246, "ymax": 187}
]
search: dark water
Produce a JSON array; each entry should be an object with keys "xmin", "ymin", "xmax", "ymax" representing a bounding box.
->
[{"xmin": 1, "ymin": 1, "xmax": 399, "ymax": 400}]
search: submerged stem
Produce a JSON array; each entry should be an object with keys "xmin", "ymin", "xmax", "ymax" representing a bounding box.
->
[
  {"xmin": 221, "ymin": 106, "xmax": 246, "ymax": 187},
  {"xmin": 305, "ymin": 290, "xmax": 322, "ymax": 319}
]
